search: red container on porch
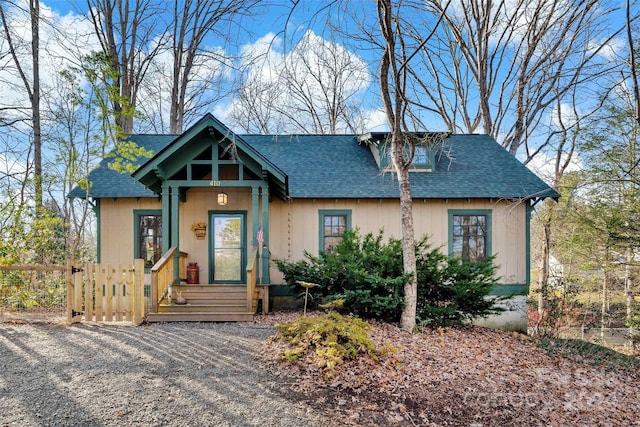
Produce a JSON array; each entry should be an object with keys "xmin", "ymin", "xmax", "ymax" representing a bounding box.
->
[{"xmin": 187, "ymin": 262, "xmax": 199, "ymax": 284}]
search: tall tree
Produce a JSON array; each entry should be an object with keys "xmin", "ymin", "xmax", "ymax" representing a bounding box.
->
[
  {"xmin": 419, "ymin": 0, "xmax": 622, "ymax": 160},
  {"xmin": 627, "ymin": 0, "xmax": 640, "ymax": 128},
  {"xmin": 375, "ymin": 0, "xmax": 451, "ymax": 331},
  {"xmin": 167, "ymin": 0, "xmax": 257, "ymax": 133},
  {"xmin": 86, "ymin": 0, "xmax": 165, "ymax": 135},
  {"xmin": 377, "ymin": 0, "xmax": 419, "ymax": 331},
  {"xmin": 44, "ymin": 67, "xmax": 102, "ymax": 260},
  {"xmin": 228, "ymin": 30, "xmax": 370, "ymax": 135},
  {"xmin": 0, "ymin": 0, "xmax": 42, "ymax": 209},
  {"xmin": 625, "ymin": 0, "xmax": 640, "ymax": 345},
  {"xmin": 535, "ymin": 1, "xmax": 639, "ymax": 322}
]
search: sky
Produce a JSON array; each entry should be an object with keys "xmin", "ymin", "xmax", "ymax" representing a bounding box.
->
[
  {"xmin": 0, "ymin": 0, "xmax": 637, "ymax": 188},
  {"xmin": 1, "ymin": 0, "xmax": 386, "ymax": 132}
]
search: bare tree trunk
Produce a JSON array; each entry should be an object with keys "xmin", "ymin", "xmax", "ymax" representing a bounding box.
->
[
  {"xmin": 397, "ymin": 164, "xmax": 417, "ymax": 330},
  {"xmin": 0, "ymin": 2, "xmax": 42, "ymax": 210},
  {"xmin": 538, "ymin": 212, "xmax": 552, "ymax": 314},
  {"xmin": 87, "ymin": 0, "xmax": 165, "ymax": 135},
  {"xmin": 30, "ymin": 0, "xmax": 41, "ymax": 210},
  {"xmin": 624, "ymin": 254, "xmax": 635, "ymax": 349},
  {"xmin": 167, "ymin": 0, "xmax": 257, "ymax": 134},
  {"xmin": 601, "ymin": 250, "xmax": 609, "ymax": 342},
  {"xmin": 624, "ymin": 0, "xmax": 638, "ymax": 348},
  {"xmin": 377, "ymin": 0, "xmax": 418, "ymax": 332},
  {"xmin": 627, "ymin": 0, "xmax": 640, "ymax": 127},
  {"xmin": 536, "ymin": 91, "xmax": 581, "ymax": 318}
]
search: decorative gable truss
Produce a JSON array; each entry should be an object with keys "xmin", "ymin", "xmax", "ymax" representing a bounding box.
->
[{"xmin": 133, "ymin": 114, "xmax": 287, "ymax": 200}]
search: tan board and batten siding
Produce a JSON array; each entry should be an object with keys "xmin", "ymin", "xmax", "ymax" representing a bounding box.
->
[
  {"xmin": 99, "ymin": 188, "xmax": 526, "ymax": 287},
  {"xmin": 100, "ymin": 197, "xmax": 160, "ymax": 264},
  {"xmin": 269, "ymin": 197, "xmax": 526, "ymax": 286}
]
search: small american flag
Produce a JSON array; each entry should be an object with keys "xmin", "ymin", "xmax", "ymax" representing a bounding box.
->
[{"xmin": 256, "ymin": 226, "xmax": 264, "ymax": 245}]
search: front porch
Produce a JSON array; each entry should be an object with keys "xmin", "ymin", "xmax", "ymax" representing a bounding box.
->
[
  {"xmin": 146, "ymin": 246, "xmax": 269, "ymax": 322},
  {"xmin": 128, "ymin": 115, "xmax": 288, "ymax": 323}
]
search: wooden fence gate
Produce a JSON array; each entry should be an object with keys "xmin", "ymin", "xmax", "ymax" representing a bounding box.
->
[{"xmin": 68, "ymin": 259, "xmax": 145, "ymax": 325}]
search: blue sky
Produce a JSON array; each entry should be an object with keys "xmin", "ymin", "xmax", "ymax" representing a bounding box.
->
[
  {"xmin": 2, "ymin": 1, "xmax": 636, "ymax": 175},
  {"xmin": 24, "ymin": 0, "xmax": 386, "ymax": 134}
]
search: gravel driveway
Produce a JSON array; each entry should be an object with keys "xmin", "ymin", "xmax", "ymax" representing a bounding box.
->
[{"xmin": 0, "ymin": 322, "xmax": 329, "ymax": 427}]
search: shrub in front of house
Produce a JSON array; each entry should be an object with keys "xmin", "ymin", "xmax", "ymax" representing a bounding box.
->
[
  {"xmin": 272, "ymin": 311, "xmax": 394, "ymax": 377},
  {"xmin": 274, "ymin": 229, "xmax": 504, "ymax": 326},
  {"xmin": 415, "ymin": 241, "xmax": 504, "ymax": 326},
  {"xmin": 274, "ymin": 229, "xmax": 407, "ymax": 320}
]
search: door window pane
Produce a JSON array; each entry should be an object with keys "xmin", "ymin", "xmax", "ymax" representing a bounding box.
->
[
  {"xmin": 212, "ymin": 215, "xmax": 244, "ymax": 283},
  {"xmin": 214, "ymin": 249, "xmax": 242, "ymax": 281}
]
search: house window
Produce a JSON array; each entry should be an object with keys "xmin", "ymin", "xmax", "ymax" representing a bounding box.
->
[
  {"xmin": 319, "ymin": 210, "xmax": 352, "ymax": 253},
  {"xmin": 448, "ymin": 210, "xmax": 492, "ymax": 262},
  {"xmin": 135, "ymin": 211, "xmax": 162, "ymax": 269},
  {"xmin": 383, "ymin": 145, "xmax": 432, "ymax": 169},
  {"xmin": 413, "ymin": 146, "xmax": 429, "ymax": 164}
]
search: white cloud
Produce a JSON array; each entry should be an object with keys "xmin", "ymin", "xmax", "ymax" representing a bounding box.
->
[
  {"xmin": 0, "ymin": 0, "xmax": 100, "ymax": 126},
  {"xmin": 550, "ymin": 102, "xmax": 579, "ymax": 129},
  {"xmin": 0, "ymin": 152, "xmax": 28, "ymax": 200},
  {"xmin": 588, "ymin": 36, "xmax": 626, "ymax": 62},
  {"xmin": 0, "ymin": 152, "xmax": 27, "ymax": 176},
  {"xmin": 226, "ymin": 30, "xmax": 374, "ymax": 134},
  {"xmin": 136, "ymin": 33, "xmax": 233, "ymax": 132},
  {"xmin": 362, "ymin": 109, "xmax": 388, "ymax": 132},
  {"xmin": 526, "ymin": 150, "xmax": 582, "ymax": 186}
]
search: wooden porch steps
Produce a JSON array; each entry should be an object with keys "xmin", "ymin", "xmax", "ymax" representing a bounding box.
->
[
  {"xmin": 146, "ymin": 284, "xmax": 259, "ymax": 323},
  {"xmin": 146, "ymin": 311, "xmax": 254, "ymax": 322}
]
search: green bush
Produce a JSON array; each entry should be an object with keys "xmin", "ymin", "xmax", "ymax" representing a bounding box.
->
[
  {"xmin": 274, "ymin": 229, "xmax": 407, "ymax": 320},
  {"xmin": 416, "ymin": 246, "xmax": 503, "ymax": 326},
  {"xmin": 274, "ymin": 229, "xmax": 504, "ymax": 326},
  {"xmin": 626, "ymin": 314, "xmax": 640, "ymax": 347}
]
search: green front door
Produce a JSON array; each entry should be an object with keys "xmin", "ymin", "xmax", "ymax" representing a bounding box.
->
[{"xmin": 210, "ymin": 213, "xmax": 246, "ymax": 283}]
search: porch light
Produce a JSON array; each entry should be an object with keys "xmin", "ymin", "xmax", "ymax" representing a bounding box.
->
[{"xmin": 217, "ymin": 191, "xmax": 228, "ymax": 206}]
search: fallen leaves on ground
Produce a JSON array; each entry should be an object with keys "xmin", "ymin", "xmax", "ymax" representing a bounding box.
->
[{"xmin": 255, "ymin": 311, "xmax": 640, "ymax": 426}]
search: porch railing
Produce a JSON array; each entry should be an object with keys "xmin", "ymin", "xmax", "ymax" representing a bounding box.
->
[
  {"xmin": 179, "ymin": 251, "xmax": 187, "ymax": 282},
  {"xmin": 150, "ymin": 247, "xmax": 182, "ymax": 312},
  {"xmin": 246, "ymin": 246, "xmax": 258, "ymax": 311}
]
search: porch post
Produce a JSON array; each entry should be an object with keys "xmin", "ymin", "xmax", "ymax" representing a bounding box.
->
[
  {"xmin": 260, "ymin": 185, "xmax": 270, "ymax": 284},
  {"xmin": 161, "ymin": 183, "xmax": 170, "ymax": 253},
  {"xmin": 251, "ymin": 186, "xmax": 259, "ymax": 246},
  {"xmin": 171, "ymin": 185, "xmax": 180, "ymax": 283}
]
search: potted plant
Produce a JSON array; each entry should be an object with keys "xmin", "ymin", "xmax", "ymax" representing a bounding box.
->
[{"xmin": 191, "ymin": 222, "xmax": 207, "ymax": 239}]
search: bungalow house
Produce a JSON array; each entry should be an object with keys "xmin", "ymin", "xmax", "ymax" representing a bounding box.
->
[{"xmin": 69, "ymin": 113, "xmax": 559, "ymax": 331}]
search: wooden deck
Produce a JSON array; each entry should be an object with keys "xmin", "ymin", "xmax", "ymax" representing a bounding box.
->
[{"xmin": 146, "ymin": 284, "xmax": 264, "ymax": 322}]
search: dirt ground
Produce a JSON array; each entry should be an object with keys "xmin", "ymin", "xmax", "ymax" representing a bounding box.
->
[{"xmin": 257, "ymin": 311, "xmax": 640, "ymax": 427}]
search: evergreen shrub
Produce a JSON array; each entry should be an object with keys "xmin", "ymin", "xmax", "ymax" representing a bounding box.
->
[{"xmin": 274, "ymin": 229, "xmax": 504, "ymax": 326}]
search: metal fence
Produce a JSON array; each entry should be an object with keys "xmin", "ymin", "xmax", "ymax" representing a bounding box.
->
[{"xmin": 0, "ymin": 265, "xmax": 67, "ymax": 323}]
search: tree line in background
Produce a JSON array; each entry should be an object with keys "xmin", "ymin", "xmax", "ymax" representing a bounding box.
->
[{"xmin": 0, "ymin": 0, "xmax": 639, "ymax": 335}]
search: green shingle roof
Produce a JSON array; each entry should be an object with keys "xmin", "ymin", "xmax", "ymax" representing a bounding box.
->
[
  {"xmin": 67, "ymin": 135, "xmax": 177, "ymax": 199},
  {"xmin": 243, "ymin": 133, "xmax": 559, "ymax": 199},
  {"xmin": 69, "ymin": 128, "xmax": 559, "ymax": 201}
]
